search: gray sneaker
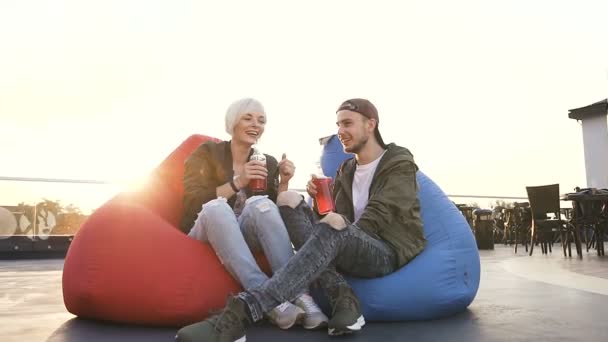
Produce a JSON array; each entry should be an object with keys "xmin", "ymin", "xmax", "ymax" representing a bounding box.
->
[
  {"xmin": 327, "ymin": 286, "xmax": 365, "ymax": 336},
  {"xmin": 266, "ymin": 301, "xmax": 305, "ymax": 330},
  {"xmin": 295, "ymin": 294, "xmax": 329, "ymax": 330}
]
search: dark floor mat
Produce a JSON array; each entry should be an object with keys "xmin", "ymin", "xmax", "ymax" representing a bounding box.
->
[{"xmin": 47, "ymin": 311, "xmax": 485, "ymax": 342}]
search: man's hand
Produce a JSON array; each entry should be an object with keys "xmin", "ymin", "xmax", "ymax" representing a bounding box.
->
[
  {"xmin": 320, "ymin": 213, "xmax": 347, "ymax": 230},
  {"xmin": 306, "ymin": 174, "xmax": 318, "ymax": 198}
]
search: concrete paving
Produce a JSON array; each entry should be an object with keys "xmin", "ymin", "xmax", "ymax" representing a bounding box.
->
[{"xmin": 2, "ymin": 245, "xmax": 608, "ymax": 342}]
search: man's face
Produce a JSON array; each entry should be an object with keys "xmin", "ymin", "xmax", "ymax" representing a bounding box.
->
[
  {"xmin": 336, "ymin": 110, "xmax": 375, "ymax": 154},
  {"xmin": 233, "ymin": 112, "xmax": 266, "ymax": 145}
]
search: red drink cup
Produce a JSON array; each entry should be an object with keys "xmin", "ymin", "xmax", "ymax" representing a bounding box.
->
[
  {"xmin": 249, "ymin": 178, "xmax": 267, "ymax": 193},
  {"xmin": 313, "ymin": 176, "xmax": 335, "ymax": 215}
]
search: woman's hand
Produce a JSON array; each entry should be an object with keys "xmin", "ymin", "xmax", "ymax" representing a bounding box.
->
[
  {"xmin": 236, "ymin": 160, "xmax": 268, "ymax": 188},
  {"xmin": 278, "ymin": 153, "xmax": 295, "ymax": 184}
]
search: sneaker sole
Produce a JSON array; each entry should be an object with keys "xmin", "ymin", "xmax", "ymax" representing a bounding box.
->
[
  {"xmin": 328, "ymin": 315, "xmax": 365, "ymax": 336},
  {"xmin": 177, "ymin": 334, "xmax": 246, "ymax": 342},
  {"xmin": 276, "ymin": 311, "xmax": 305, "ymax": 330},
  {"xmin": 303, "ymin": 319, "xmax": 329, "ymax": 330}
]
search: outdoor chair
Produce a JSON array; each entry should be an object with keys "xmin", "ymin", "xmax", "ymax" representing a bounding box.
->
[
  {"xmin": 511, "ymin": 202, "xmax": 531, "ymax": 253},
  {"xmin": 526, "ymin": 184, "xmax": 576, "ymax": 256},
  {"xmin": 502, "ymin": 208, "xmax": 514, "ymax": 245},
  {"xmin": 492, "ymin": 206, "xmax": 506, "ymax": 244}
]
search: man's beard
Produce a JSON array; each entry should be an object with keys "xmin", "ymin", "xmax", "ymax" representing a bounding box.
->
[{"xmin": 343, "ymin": 135, "xmax": 368, "ymax": 154}]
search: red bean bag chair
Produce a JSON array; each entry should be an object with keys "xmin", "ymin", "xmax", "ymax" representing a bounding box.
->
[{"xmin": 62, "ymin": 134, "xmax": 270, "ymax": 327}]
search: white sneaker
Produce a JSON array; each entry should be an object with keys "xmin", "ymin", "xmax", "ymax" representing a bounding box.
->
[
  {"xmin": 295, "ymin": 294, "xmax": 329, "ymax": 330},
  {"xmin": 267, "ymin": 302, "xmax": 305, "ymax": 330}
]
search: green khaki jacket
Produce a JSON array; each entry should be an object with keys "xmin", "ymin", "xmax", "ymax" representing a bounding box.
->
[{"xmin": 333, "ymin": 143, "xmax": 426, "ymax": 268}]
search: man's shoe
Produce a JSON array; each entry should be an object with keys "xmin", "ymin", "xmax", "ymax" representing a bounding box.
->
[
  {"xmin": 295, "ymin": 294, "xmax": 329, "ymax": 330},
  {"xmin": 266, "ymin": 301, "xmax": 305, "ymax": 330},
  {"xmin": 327, "ymin": 286, "xmax": 365, "ymax": 336},
  {"xmin": 175, "ymin": 296, "xmax": 250, "ymax": 342}
]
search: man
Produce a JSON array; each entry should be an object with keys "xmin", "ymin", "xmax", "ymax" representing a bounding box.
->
[{"xmin": 176, "ymin": 98, "xmax": 426, "ymax": 341}]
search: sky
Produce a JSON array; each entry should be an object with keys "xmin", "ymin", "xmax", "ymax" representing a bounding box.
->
[{"xmin": 1, "ymin": 0, "xmax": 607, "ymax": 212}]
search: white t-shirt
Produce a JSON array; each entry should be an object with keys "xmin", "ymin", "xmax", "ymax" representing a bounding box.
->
[{"xmin": 352, "ymin": 151, "xmax": 387, "ymax": 222}]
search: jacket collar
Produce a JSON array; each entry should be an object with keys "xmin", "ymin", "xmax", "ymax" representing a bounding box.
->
[{"xmin": 338, "ymin": 143, "xmax": 398, "ymax": 198}]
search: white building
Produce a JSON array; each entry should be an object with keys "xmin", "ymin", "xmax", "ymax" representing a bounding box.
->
[{"xmin": 568, "ymin": 99, "xmax": 608, "ymax": 189}]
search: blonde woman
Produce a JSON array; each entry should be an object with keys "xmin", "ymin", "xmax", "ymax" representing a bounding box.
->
[{"xmin": 180, "ymin": 98, "xmax": 327, "ymax": 330}]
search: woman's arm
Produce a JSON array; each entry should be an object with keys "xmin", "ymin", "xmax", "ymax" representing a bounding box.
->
[
  {"xmin": 278, "ymin": 153, "xmax": 295, "ymax": 194},
  {"xmin": 216, "ymin": 175, "xmax": 242, "ymax": 198}
]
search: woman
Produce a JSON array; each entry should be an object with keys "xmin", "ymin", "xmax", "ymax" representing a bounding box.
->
[{"xmin": 179, "ymin": 98, "xmax": 327, "ymax": 330}]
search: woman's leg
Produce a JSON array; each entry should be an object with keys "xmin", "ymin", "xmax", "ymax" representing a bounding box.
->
[
  {"xmin": 188, "ymin": 198, "xmax": 268, "ymax": 290},
  {"xmin": 238, "ymin": 196, "xmax": 295, "ymax": 273},
  {"xmin": 239, "ymin": 195, "xmax": 326, "ymax": 329}
]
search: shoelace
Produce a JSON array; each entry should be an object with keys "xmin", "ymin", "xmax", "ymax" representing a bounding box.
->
[
  {"xmin": 211, "ymin": 300, "xmax": 243, "ymax": 334},
  {"xmin": 298, "ymin": 295, "xmax": 322, "ymax": 313},
  {"xmin": 275, "ymin": 302, "xmax": 292, "ymax": 313},
  {"xmin": 332, "ymin": 291, "xmax": 358, "ymax": 315}
]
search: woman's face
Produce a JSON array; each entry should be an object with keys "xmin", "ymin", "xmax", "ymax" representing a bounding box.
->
[{"xmin": 233, "ymin": 112, "xmax": 266, "ymax": 145}]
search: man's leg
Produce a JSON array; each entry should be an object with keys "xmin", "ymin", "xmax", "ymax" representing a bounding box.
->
[
  {"xmin": 277, "ymin": 191, "xmax": 396, "ymax": 333},
  {"xmin": 314, "ymin": 267, "xmax": 363, "ymax": 335},
  {"xmin": 276, "ymin": 191, "xmax": 319, "ymax": 249},
  {"xmin": 277, "ymin": 192, "xmax": 396, "ymax": 278},
  {"xmin": 248, "ymin": 212, "xmax": 397, "ymax": 317},
  {"xmin": 274, "ymin": 191, "xmax": 331, "ymax": 329},
  {"xmin": 315, "ymin": 219, "xmax": 397, "ymax": 335}
]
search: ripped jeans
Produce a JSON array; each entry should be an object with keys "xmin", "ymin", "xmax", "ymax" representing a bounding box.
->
[
  {"xmin": 248, "ymin": 198, "xmax": 398, "ymax": 314},
  {"xmin": 188, "ymin": 196, "xmax": 295, "ymax": 291}
]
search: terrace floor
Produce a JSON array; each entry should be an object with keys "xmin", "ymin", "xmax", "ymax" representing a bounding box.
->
[{"xmin": 2, "ymin": 245, "xmax": 608, "ymax": 342}]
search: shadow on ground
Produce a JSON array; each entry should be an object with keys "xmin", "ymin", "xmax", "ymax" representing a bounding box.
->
[{"xmin": 47, "ymin": 310, "xmax": 483, "ymax": 342}]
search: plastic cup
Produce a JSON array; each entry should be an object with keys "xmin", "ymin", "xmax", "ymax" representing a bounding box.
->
[{"xmin": 313, "ymin": 176, "xmax": 335, "ymax": 215}]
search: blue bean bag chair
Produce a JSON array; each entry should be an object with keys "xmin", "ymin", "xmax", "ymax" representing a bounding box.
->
[{"xmin": 319, "ymin": 135, "xmax": 480, "ymax": 321}]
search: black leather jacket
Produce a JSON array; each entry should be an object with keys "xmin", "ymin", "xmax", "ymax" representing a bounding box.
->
[{"xmin": 179, "ymin": 141, "xmax": 279, "ymax": 233}]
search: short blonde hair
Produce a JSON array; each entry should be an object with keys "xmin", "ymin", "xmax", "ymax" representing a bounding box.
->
[{"xmin": 225, "ymin": 98, "xmax": 266, "ymax": 136}]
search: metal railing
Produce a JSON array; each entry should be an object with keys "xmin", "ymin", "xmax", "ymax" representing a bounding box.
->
[
  {"xmin": 0, "ymin": 176, "xmax": 112, "ymax": 184},
  {"xmin": 0, "ymin": 176, "xmax": 528, "ymax": 199},
  {"xmin": 0, "ymin": 176, "xmax": 117, "ymax": 243}
]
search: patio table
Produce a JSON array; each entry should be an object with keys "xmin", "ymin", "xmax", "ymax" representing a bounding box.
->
[{"xmin": 561, "ymin": 189, "xmax": 608, "ymax": 256}]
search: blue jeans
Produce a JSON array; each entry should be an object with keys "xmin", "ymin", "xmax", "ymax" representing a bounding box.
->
[
  {"xmin": 188, "ymin": 196, "xmax": 295, "ymax": 291},
  {"xmin": 249, "ymin": 199, "xmax": 397, "ymax": 313}
]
